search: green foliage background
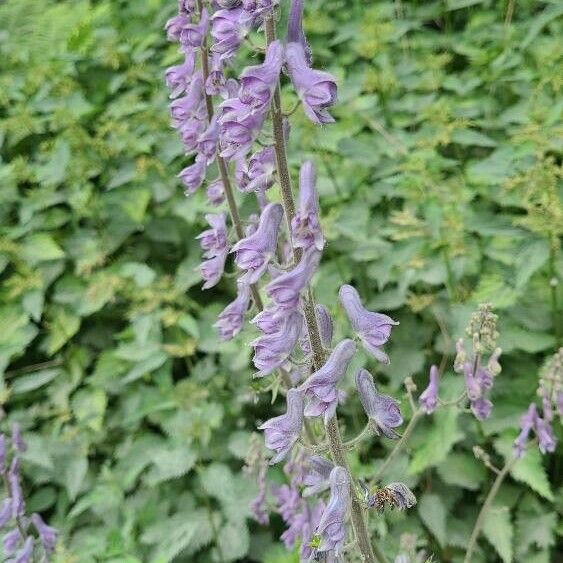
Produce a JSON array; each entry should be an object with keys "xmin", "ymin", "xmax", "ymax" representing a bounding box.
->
[{"xmin": 0, "ymin": 0, "xmax": 561, "ymax": 561}]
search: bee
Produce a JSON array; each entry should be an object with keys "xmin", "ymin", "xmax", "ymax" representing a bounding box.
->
[{"xmin": 358, "ymin": 480, "xmax": 417, "ymax": 512}]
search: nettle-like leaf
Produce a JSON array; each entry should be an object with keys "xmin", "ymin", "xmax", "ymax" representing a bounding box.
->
[
  {"xmin": 483, "ymin": 504, "xmax": 514, "ymax": 563},
  {"xmin": 418, "ymin": 493, "xmax": 447, "ymax": 547}
]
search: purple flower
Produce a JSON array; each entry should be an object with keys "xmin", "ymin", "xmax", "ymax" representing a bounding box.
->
[
  {"xmin": 470, "ymin": 398, "xmax": 492, "ymax": 421},
  {"xmin": 286, "ymin": 42, "xmax": 337, "ymax": 125},
  {"xmin": 274, "ymin": 484, "xmax": 301, "ymax": 522},
  {"xmin": 0, "ymin": 434, "xmax": 6, "ymax": 472},
  {"xmin": 179, "ymin": 117, "xmax": 206, "ymax": 153},
  {"xmin": 0, "ymin": 499, "xmax": 12, "ymax": 529},
  {"xmin": 180, "ymin": 8, "xmax": 209, "ymax": 49},
  {"xmin": 303, "ymin": 455, "xmax": 334, "ymax": 497},
  {"xmin": 265, "ymin": 246, "xmax": 322, "ymax": 311},
  {"xmin": 250, "ymin": 463, "xmax": 269, "ymax": 525},
  {"xmin": 299, "ymin": 501, "xmax": 325, "ymax": 560},
  {"xmin": 197, "ymin": 213, "xmax": 228, "ymax": 258},
  {"xmin": 178, "ymin": 0, "xmax": 197, "ymax": 15},
  {"xmin": 170, "ymin": 72, "xmax": 205, "ymax": 128},
  {"xmin": 258, "ymin": 388, "xmax": 304, "ymax": 464},
  {"xmin": 239, "ymin": 40, "xmax": 284, "ymax": 112},
  {"xmin": 251, "ymin": 306, "xmax": 284, "ymax": 335},
  {"xmin": 211, "ymin": 8, "xmax": 249, "ymax": 61},
  {"xmin": 300, "ymin": 339, "xmax": 356, "ymax": 423},
  {"xmin": 205, "ymin": 54, "xmax": 227, "ymax": 96},
  {"xmin": 7, "ymin": 536, "xmax": 32, "ymax": 563},
  {"xmin": 165, "ymin": 14, "xmax": 188, "ymax": 42},
  {"xmin": 165, "ymin": 51, "xmax": 197, "ymax": 98},
  {"xmin": 8, "ymin": 459, "xmax": 24, "ymax": 517},
  {"xmin": 214, "ymin": 282, "xmax": 251, "ymax": 340},
  {"xmin": 463, "ymin": 363, "xmax": 482, "ymax": 401},
  {"xmin": 3, "ymin": 529, "xmax": 21, "ymax": 556},
  {"xmin": 200, "ymin": 250, "xmax": 228, "ymax": 290},
  {"xmin": 291, "ymin": 160, "xmax": 324, "ymax": 250},
  {"xmin": 178, "ymin": 155, "xmax": 207, "ymax": 195},
  {"xmin": 251, "ymin": 311, "xmax": 302, "ymax": 375},
  {"xmin": 31, "ymin": 513, "xmax": 57, "ymax": 554},
  {"xmin": 419, "ymin": 365, "xmax": 439, "ymax": 414},
  {"xmin": 535, "ymin": 412, "xmax": 556, "ymax": 454},
  {"xmin": 241, "ymin": 0, "xmax": 275, "ymax": 25},
  {"xmin": 316, "ymin": 304, "xmax": 333, "ymax": 348},
  {"xmin": 197, "ymin": 116, "xmax": 219, "ymax": 163},
  {"xmin": 339, "ymin": 284, "xmax": 398, "ymax": 364},
  {"xmin": 218, "ymin": 98, "xmax": 268, "ymax": 159},
  {"xmin": 206, "ymin": 179, "xmax": 225, "ymax": 206},
  {"xmin": 355, "ymin": 368, "xmax": 403, "ymax": 439},
  {"xmin": 287, "ymin": 0, "xmax": 312, "ymax": 65},
  {"xmin": 514, "ymin": 403, "xmax": 537, "ymax": 458},
  {"xmin": 314, "ymin": 466, "xmax": 350, "ymax": 557},
  {"xmin": 241, "ymin": 146, "xmax": 276, "ymax": 193},
  {"xmin": 231, "ymin": 203, "xmax": 283, "ymax": 283}
]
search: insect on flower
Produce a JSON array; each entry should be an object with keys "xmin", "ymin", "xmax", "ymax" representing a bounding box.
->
[{"xmin": 357, "ymin": 480, "xmax": 416, "ymax": 512}]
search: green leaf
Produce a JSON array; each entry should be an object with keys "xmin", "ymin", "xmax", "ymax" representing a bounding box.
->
[
  {"xmin": 418, "ymin": 493, "xmax": 447, "ymax": 547},
  {"xmin": 12, "ymin": 368, "xmax": 60, "ymax": 394},
  {"xmin": 510, "ymin": 449, "xmax": 554, "ymax": 501},
  {"xmin": 217, "ymin": 520, "xmax": 250, "ymax": 562},
  {"xmin": 482, "ymin": 505, "xmax": 513, "ymax": 563},
  {"xmin": 145, "ymin": 446, "xmax": 196, "ymax": 485},
  {"xmin": 22, "ymin": 233, "xmax": 65, "ymax": 263},
  {"xmin": 437, "ymin": 452, "xmax": 487, "ymax": 490},
  {"xmin": 72, "ymin": 388, "xmax": 108, "ymax": 432},
  {"xmin": 65, "ymin": 455, "xmax": 88, "ymax": 501},
  {"xmin": 43, "ymin": 307, "xmax": 81, "ymax": 355},
  {"xmin": 409, "ymin": 408, "xmax": 463, "ymax": 474},
  {"xmin": 452, "ymin": 128, "xmax": 497, "ymax": 147}
]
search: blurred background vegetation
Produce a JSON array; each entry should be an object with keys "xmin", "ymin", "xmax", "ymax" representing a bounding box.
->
[{"xmin": 0, "ymin": 0, "xmax": 561, "ymax": 561}]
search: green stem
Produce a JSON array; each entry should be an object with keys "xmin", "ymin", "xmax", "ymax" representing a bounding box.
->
[
  {"xmin": 463, "ymin": 457, "xmax": 516, "ymax": 563},
  {"xmin": 548, "ymin": 240, "xmax": 561, "ymax": 346}
]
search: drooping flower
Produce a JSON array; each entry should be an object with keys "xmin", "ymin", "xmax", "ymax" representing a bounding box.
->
[
  {"xmin": 513, "ymin": 403, "xmax": 537, "ymax": 458},
  {"xmin": 470, "ymin": 397, "xmax": 493, "ymax": 421},
  {"xmin": 200, "ymin": 250, "xmax": 228, "ymax": 290},
  {"xmin": 0, "ymin": 498, "xmax": 12, "ymax": 529},
  {"xmin": 239, "ymin": 40, "xmax": 284, "ymax": 113},
  {"xmin": 241, "ymin": 0, "xmax": 275, "ymax": 26},
  {"xmin": 251, "ymin": 306, "xmax": 284, "ymax": 335},
  {"xmin": 206, "ymin": 179, "xmax": 225, "ymax": 206},
  {"xmin": 265, "ymin": 246, "xmax": 322, "ymax": 311},
  {"xmin": 205, "ymin": 53, "xmax": 227, "ymax": 96},
  {"xmin": 165, "ymin": 14, "xmax": 189, "ymax": 42},
  {"xmin": 313, "ymin": 466, "xmax": 350, "ymax": 557},
  {"xmin": 291, "ymin": 160, "xmax": 324, "ymax": 251},
  {"xmin": 8, "ymin": 459, "xmax": 24, "ymax": 517},
  {"xmin": 165, "ymin": 50, "xmax": 197, "ymax": 98},
  {"xmin": 419, "ymin": 365, "xmax": 439, "ymax": 414},
  {"xmin": 180, "ymin": 7, "xmax": 209, "ymax": 49},
  {"xmin": 3, "ymin": 529, "xmax": 23, "ymax": 556},
  {"xmin": 339, "ymin": 284, "xmax": 398, "ymax": 364},
  {"xmin": 214, "ymin": 282, "xmax": 251, "ymax": 340},
  {"xmin": 303, "ymin": 455, "xmax": 334, "ymax": 497},
  {"xmin": 9, "ymin": 536, "xmax": 33, "ymax": 563},
  {"xmin": 355, "ymin": 368, "xmax": 402, "ymax": 439},
  {"xmin": 178, "ymin": 0, "xmax": 197, "ymax": 15},
  {"xmin": 251, "ymin": 311, "xmax": 302, "ymax": 375},
  {"xmin": 197, "ymin": 116, "xmax": 219, "ymax": 163},
  {"xmin": 300, "ymin": 339, "xmax": 356, "ymax": 423},
  {"xmin": 258, "ymin": 388, "xmax": 304, "ymax": 464},
  {"xmin": 286, "ymin": 42, "xmax": 337, "ymax": 125},
  {"xmin": 169, "ymin": 72, "xmax": 205, "ymax": 128},
  {"xmin": 211, "ymin": 8, "xmax": 249, "ymax": 61},
  {"xmin": 231, "ymin": 203, "xmax": 283, "ymax": 283},
  {"xmin": 287, "ymin": 0, "xmax": 312, "ymax": 64},
  {"xmin": 535, "ymin": 412, "xmax": 556, "ymax": 454},
  {"xmin": 178, "ymin": 155, "xmax": 207, "ymax": 195},
  {"xmin": 250, "ymin": 462, "xmax": 269, "ymax": 525},
  {"xmin": 197, "ymin": 213, "xmax": 228, "ymax": 258},
  {"xmin": 241, "ymin": 146, "xmax": 276, "ymax": 193},
  {"xmin": 179, "ymin": 117, "xmax": 207, "ymax": 153},
  {"xmin": 316, "ymin": 304, "xmax": 333, "ymax": 348},
  {"xmin": 31, "ymin": 513, "xmax": 57, "ymax": 554}
]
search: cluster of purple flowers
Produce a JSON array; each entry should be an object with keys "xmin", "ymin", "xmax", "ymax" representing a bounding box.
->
[{"xmin": 0, "ymin": 425, "xmax": 57, "ymax": 562}]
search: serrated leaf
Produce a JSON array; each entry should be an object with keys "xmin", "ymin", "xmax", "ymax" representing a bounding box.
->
[
  {"xmin": 437, "ymin": 452, "xmax": 487, "ymax": 490},
  {"xmin": 43, "ymin": 307, "xmax": 81, "ymax": 355},
  {"xmin": 22, "ymin": 233, "xmax": 65, "ymax": 263},
  {"xmin": 418, "ymin": 493, "xmax": 447, "ymax": 547},
  {"xmin": 11, "ymin": 368, "xmax": 60, "ymax": 394},
  {"xmin": 145, "ymin": 446, "xmax": 196, "ymax": 485},
  {"xmin": 217, "ymin": 520, "xmax": 249, "ymax": 562},
  {"xmin": 482, "ymin": 505, "xmax": 513, "ymax": 563}
]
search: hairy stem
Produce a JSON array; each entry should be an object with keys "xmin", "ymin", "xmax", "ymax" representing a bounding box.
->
[
  {"xmin": 463, "ymin": 457, "xmax": 516, "ymax": 563},
  {"xmin": 373, "ymin": 409, "xmax": 423, "ymax": 482},
  {"xmin": 264, "ymin": 13, "xmax": 385, "ymax": 563}
]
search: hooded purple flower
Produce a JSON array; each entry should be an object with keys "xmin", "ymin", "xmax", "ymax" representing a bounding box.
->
[
  {"xmin": 165, "ymin": 51, "xmax": 197, "ymax": 98},
  {"xmin": 3, "ymin": 529, "xmax": 22, "ymax": 556},
  {"xmin": 291, "ymin": 160, "xmax": 324, "ymax": 250},
  {"xmin": 250, "ymin": 463, "xmax": 269, "ymax": 525},
  {"xmin": 206, "ymin": 178, "xmax": 225, "ymax": 206},
  {"xmin": 251, "ymin": 311, "xmax": 302, "ymax": 375},
  {"xmin": 314, "ymin": 466, "xmax": 350, "ymax": 557},
  {"xmin": 179, "ymin": 155, "xmax": 207, "ymax": 195},
  {"xmin": 31, "ymin": 513, "xmax": 57, "ymax": 554},
  {"xmin": 197, "ymin": 213, "xmax": 228, "ymax": 258},
  {"xmin": 8, "ymin": 536, "xmax": 32, "ymax": 563},
  {"xmin": 286, "ymin": 42, "xmax": 337, "ymax": 125},
  {"xmin": 514, "ymin": 403, "xmax": 537, "ymax": 458},
  {"xmin": 241, "ymin": 146, "xmax": 276, "ymax": 193},
  {"xmin": 170, "ymin": 72, "xmax": 205, "ymax": 128},
  {"xmin": 265, "ymin": 246, "xmax": 322, "ymax": 311},
  {"xmin": 0, "ymin": 499, "xmax": 12, "ymax": 529},
  {"xmin": 179, "ymin": 117, "xmax": 207, "ymax": 153},
  {"xmin": 300, "ymin": 339, "xmax": 356, "ymax": 423},
  {"xmin": 211, "ymin": 8, "xmax": 249, "ymax": 61},
  {"xmin": 303, "ymin": 455, "xmax": 334, "ymax": 497},
  {"xmin": 241, "ymin": 0, "xmax": 275, "ymax": 26},
  {"xmin": 8, "ymin": 459, "xmax": 24, "ymax": 517},
  {"xmin": 252, "ymin": 306, "xmax": 284, "ymax": 335},
  {"xmin": 316, "ymin": 304, "xmax": 333, "ymax": 348},
  {"xmin": 218, "ymin": 98, "xmax": 268, "ymax": 159},
  {"xmin": 535, "ymin": 412, "xmax": 556, "ymax": 454},
  {"xmin": 214, "ymin": 282, "xmax": 251, "ymax": 340},
  {"xmin": 419, "ymin": 365, "xmax": 439, "ymax": 414},
  {"xmin": 200, "ymin": 250, "xmax": 228, "ymax": 289},
  {"xmin": 287, "ymin": 0, "xmax": 312, "ymax": 65},
  {"xmin": 259, "ymin": 388, "xmax": 304, "ymax": 464},
  {"xmin": 197, "ymin": 116, "xmax": 219, "ymax": 163},
  {"xmin": 178, "ymin": 0, "xmax": 197, "ymax": 15},
  {"xmin": 470, "ymin": 397, "xmax": 492, "ymax": 421},
  {"xmin": 239, "ymin": 40, "xmax": 284, "ymax": 112},
  {"xmin": 231, "ymin": 203, "xmax": 283, "ymax": 283},
  {"xmin": 355, "ymin": 368, "xmax": 403, "ymax": 439},
  {"xmin": 180, "ymin": 8, "xmax": 209, "ymax": 49},
  {"xmin": 339, "ymin": 284, "xmax": 398, "ymax": 364},
  {"xmin": 205, "ymin": 54, "xmax": 227, "ymax": 96},
  {"xmin": 165, "ymin": 14, "xmax": 189, "ymax": 42}
]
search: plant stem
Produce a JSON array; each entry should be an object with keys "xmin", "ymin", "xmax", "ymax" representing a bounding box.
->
[
  {"xmin": 373, "ymin": 409, "xmax": 423, "ymax": 482},
  {"xmin": 463, "ymin": 457, "xmax": 516, "ymax": 563},
  {"xmin": 264, "ymin": 13, "xmax": 385, "ymax": 563},
  {"xmin": 548, "ymin": 240, "xmax": 561, "ymax": 346}
]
